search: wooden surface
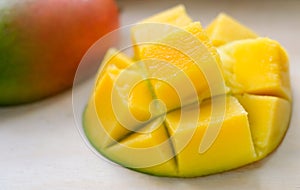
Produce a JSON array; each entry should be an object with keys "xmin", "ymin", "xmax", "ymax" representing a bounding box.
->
[{"xmin": 1, "ymin": 0, "xmax": 300, "ymax": 189}]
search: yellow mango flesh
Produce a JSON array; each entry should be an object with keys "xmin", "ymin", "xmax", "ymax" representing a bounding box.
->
[
  {"xmin": 218, "ymin": 38, "xmax": 291, "ymax": 100},
  {"xmin": 206, "ymin": 13, "xmax": 258, "ymax": 46},
  {"xmin": 85, "ymin": 81, "xmax": 257, "ymax": 177},
  {"xmin": 102, "ymin": 48, "xmax": 133, "ymax": 69},
  {"xmin": 165, "ymin": 96, "xmax": 256, "ymax": 177},
  {"xmin": 137, "ymin": 22, "xmax": 224, "ymax": 108},
  {"xmin": 83, "ymin": 6, "xmax": 292, "ymax": 177},
  {"xmin": 140, "ymin": 4, "xmax": 192, "ymax": 26},
  {"xmin": 131, "ymin": 5, "xmax": 192, "ymax": 59},
  {"xmin": 84, "ymin": 34, "xmax": 253, "ymax": 177},
  {"xmin": 106, "ymin": 120, "xmax": 178, "ymax": 176},
  {"xmin": 235, "ymin": 94, "xmax": 291, "ymax": 159}
]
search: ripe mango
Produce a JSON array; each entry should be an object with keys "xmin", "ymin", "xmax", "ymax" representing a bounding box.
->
[
  {"xmin": 206, "ymin": 13, "xmax": 257, "ymax": 46},
  {"xmin": 235, "ymin": 94, "xmax": 291, "ymax": 159},
  {"xmin": 218, "ymin": 38, "xmax": 291, "ymax": 100},
  {"xmin": 0, "ymin": 0, "xmax": 119, "ymax": 105},
  {"xmin": 83, "ymin": 5, "xmax": 292, "ymax": 177}
]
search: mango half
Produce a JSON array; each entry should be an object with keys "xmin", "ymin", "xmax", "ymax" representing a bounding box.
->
[{"xmin": 83, "ymin": 6, "xmax": 292, "ymax": 177}]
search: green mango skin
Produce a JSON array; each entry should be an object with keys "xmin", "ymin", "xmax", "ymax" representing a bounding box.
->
[{"xmin": 0, "ymin": 0, "xmax": 119, "ymax": 105}]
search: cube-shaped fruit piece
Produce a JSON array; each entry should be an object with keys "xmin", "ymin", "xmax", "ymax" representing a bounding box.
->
[
  {"xmin": 206, "ymin": 13, "xmax": 257, "ymax": 46},
  {"xmin": 102, "ymin": 48, "xmax": 133, "ymax": 69},
  {"xmin": 131, "ymin": 5, "xmax": 193, "ymax": 58},
  {"xmin": 140, "ymin": 4, "xmax": 192, "ymax": 26},
  {"xmin": 105, "ymin": 120, "xmax": 178, "ymax": 176},
  {"xmin": 165, "ymin": 96, "xmax": 257, "ymax": 177},
  {"xmin": 85, "ymin": 50, "xmax": 154, "ymax": 147},
  {"xmin": 138, "ymin": 22, "xmax": 225, "ymax": 108},
  {"xmin": 236, "ymin": 94, "xmax": 291, "ymax": 159},
  {"xmin": 218, "ymin": 38, "xmax": 291, "ymax": 100}
]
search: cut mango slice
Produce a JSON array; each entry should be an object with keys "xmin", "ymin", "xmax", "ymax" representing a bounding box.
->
[
  {"xmin": 86, "ymin": 50, "xmax": 154, "ymax": 147},
  {"xmin": 138, "ymin": 22, "xmax": 225, "ymax": 108},
  {"xmin": 166, "ymin": 96, "xmax": 256, "ymax": 177},
  {"xmin": 102, "ymin": 48, "xmax": 133, "ymax": 69},
  {"xmin": 218, "ymin": 38, "xmax": 291, "ymax": 100},
  {"xmin": 83, "ymin": 5, "xmax": 292, "ymax": 178},
  {"xmin": 140, "ymin": 4, "xmax": 192, "ymax": 26},
  {"xmin": 131, "ymin": 5, "xmax": 192, "ymax": 59},
  {"xmin": 235, "ymin": 94, "xmax": 291, "ymax": 159},
  {"xmin": 106, "ymin": 120, "xmax": 178, "ymax": 176},
  {"xmin": 206, "ymin": 13, "xmax": 258, "ymax": 46}
]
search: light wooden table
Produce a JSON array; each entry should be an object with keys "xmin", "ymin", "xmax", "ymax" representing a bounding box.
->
[{"xmin": 1, "ymin": 0, "xmax": 300, "ymax": 189}]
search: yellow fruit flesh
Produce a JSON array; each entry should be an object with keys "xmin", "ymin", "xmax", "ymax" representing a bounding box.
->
[
  {"xmin": 106, "ymin": 121, "xmax": 178, "ymax": 176},
  {"xmin": 138, "ymin": 22, "xmax": 224, "ymax": 107},
  {"xmin": 102, "ymin": 48, "xmax": 133, "ymax": 69},
  {"xmin": 86, "ymin": 80, "xmax": 257, "ymax": 177},
  {"xmin": 206, "ymin": 13, "xmax": 258, "ymax": 46},
  {"xmin": 218, "ymin": 38, "xmax": 291, "ymax": 101},
  {"xmin": 131, "ymin": 5, "xmax": 192, "ymax": 59},
  {"xmin": 141, "ymin": 5, "xmax": 192, "ymax": 26},
  {"xmin": 235, "ymin": 94, "xmax": 291, "ymax": 159},
  {"xmin": 166, "ymin": 96, "xmax": 256, "ymax": 177},
  {"xmin": 84, "ymin": 35, "xmax": 254, "ymax": 177},
  {"xmin": 83, "ymin": 6, "xmax": 292, "ymax": 177}
]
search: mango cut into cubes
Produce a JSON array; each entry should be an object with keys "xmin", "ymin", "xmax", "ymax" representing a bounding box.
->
[
  {"xmin": 206, "ymin": 13, "xmax": 258, "ymax": 46},
  {"xmin": 235, "ymin": 94, "xmax": 291, "ymax": 159},
  {"xmin": 218, "ymin": 38, "xmax": 291, "ymax": 100},
  {"xmin": 83, "ymin": 5, "xmax": 292, "ymax": 177}
]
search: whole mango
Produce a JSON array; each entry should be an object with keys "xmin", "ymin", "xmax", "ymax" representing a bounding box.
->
[{"xmin": 0, "ymin": 0, "xmax": 119, "ymax": 105}]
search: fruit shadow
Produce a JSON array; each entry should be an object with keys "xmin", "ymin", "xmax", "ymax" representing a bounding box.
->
[{"xmin": 0, "ymin": 87, "xmax": 73, "ymax": 124}]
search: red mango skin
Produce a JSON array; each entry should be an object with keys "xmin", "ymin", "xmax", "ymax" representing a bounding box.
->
[{"xmin": 0, "ymin": 0, "xmax": 119, "ymax": 105}]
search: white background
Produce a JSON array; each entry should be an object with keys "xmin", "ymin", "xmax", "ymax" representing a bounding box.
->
[{"xmin": 1, "ymin": 0, "xmax": 300, "ymax": 189}]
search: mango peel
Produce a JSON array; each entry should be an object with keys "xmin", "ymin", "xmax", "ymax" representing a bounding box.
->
[
  {"xmin": 83, "ymin": 5, "xmax": 292, "ymax": 177},
  {"xmin": 0, "ymin": 0, "xmax": 119, "ymax": 105}
]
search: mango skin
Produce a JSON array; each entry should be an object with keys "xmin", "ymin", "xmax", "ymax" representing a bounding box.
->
[{"xmin": 0, "ymin": 0, "xmax": 119, "ymax": 105}]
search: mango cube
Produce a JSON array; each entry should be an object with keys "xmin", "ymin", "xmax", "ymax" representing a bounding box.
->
[
  {"xmin": 218, "ymin": 38, "xmax": 291, "ymax": 100},
  {"xmin": 166, "ymin": 96, "xmax": 256, "ymax": 177},
  {"xmin": 206, "ymin": 13, "xmax": 258, "ymax": 46},
  {"xmin": 236, "ymin": 94, "xmax": 291, "ymax": 159}
]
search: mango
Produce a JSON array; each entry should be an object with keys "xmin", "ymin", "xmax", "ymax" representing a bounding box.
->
[
  {"xmin": 218, "ymin": 38, "xmax": 291, "ymax": 100},
  {"xmin": 139, "ymin": 4, "xmax": 192, "ymax": 26},
  {"xmin": 137, "ymin": 22, "xmax": 224, "ymax": 108},
  {"xmin": 83, "ymin": 5, "xmax": 292, "ymax": 177},
  {"xmin": 165, "ymin": 96, "xmax": 256, "ymax": 177},
  {"xmin": 131, "ymin": 5, "xmax": 192, "ymax": 59},
  {"xmin": 235, "ymin": 94, "xmax": 291, "ymax": 159},
  {"xmin": 206, "ymin": 13, "xmax": 258, "ymax": 46},
  {"xmin": 0, "ymin": 0, "xmax": 119, "ymax": 105}
]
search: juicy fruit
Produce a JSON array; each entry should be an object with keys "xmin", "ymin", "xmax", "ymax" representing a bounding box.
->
[
  {"xmin": 218, "ymin": 38, "xmax": 291, "ymax": 100},
  {"xmin": 164, "ymin": 96, "xmax": 256, "ymax": 177},
  {"xmin": 235, "ymin": 94, "xmax": 291, "ymax": 159},
  {"xmin": 140, "ymin": 4, "xmax": 192, "ymax": 26},
  {"xmin": 83, "ymin": 6, "xmax": 292, "ymax": 177},
  {"xmin": 206, "ymin": 13, "xmax": 257, "ymax": 46},
  {"xmin": 131, "ymin": 4, "xmax": 192, "ymax": 59},
  {"xmin": 0, "ymin": 0, "xmax": 119, "ymax": 105},
  {"xmin": 137, "ymin": 22, "xmax": 222, "ymax": 106}
]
